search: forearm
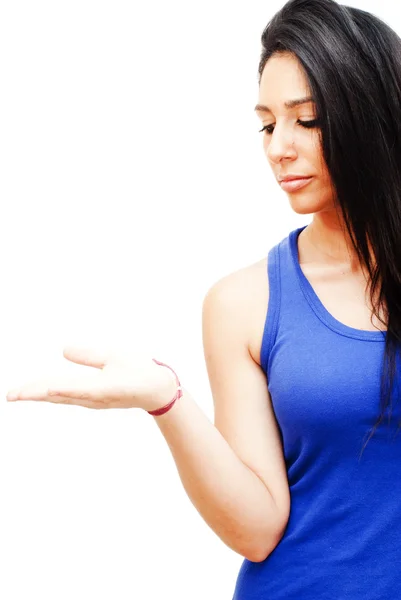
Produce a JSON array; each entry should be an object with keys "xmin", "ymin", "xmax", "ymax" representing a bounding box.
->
[{"xmin": 152, "ymin": 388, "xmax": 283, "ymax": 563}]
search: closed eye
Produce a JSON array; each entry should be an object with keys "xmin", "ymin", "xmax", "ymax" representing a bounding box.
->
[{"xmin": 259, "ymin": 119, "xmax": 319, "ymax": 135}]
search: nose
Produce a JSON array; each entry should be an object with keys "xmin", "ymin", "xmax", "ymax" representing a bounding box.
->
[{"xmin": 266, "ymin": 124, "xmax": 297, "ymax": 164}]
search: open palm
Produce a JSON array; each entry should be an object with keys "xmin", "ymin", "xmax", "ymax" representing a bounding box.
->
[{"xmin": 6, "ymin": 346, "xmax": 178, "ymax": 411}]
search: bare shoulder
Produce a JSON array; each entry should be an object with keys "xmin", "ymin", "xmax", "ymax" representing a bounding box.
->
[{"xmin": 208, "ymin": 256, "xmax": 269, "ymax": 366}]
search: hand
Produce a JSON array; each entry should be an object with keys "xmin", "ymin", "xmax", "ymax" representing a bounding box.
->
[{"xmin": 6, "ymin": 346, "xmax": 179, "ymax": 411}]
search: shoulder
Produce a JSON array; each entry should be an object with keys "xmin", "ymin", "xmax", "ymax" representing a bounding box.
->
[{"xmin": 203, "ymin": 256, "xmax": 269, "ymax": 367}]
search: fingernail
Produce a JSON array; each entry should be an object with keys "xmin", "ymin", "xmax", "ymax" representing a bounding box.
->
[{"xmin": 7, "ymin": 393, "xmax": 17, "ymax": 401}]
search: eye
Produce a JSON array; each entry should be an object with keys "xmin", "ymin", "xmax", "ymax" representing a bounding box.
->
[
  {"xmin": 259, "ymin": 124, "xmax": 274, "ymax": 135},
  {"xmin": 259, "ymin": 119, "xmax": 320, "ymax": 135},
  {"xmin": 298, "ymin": 119, "xmax": 320, "ymax": 129}
]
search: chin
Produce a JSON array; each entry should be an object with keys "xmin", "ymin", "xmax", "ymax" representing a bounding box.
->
[
  {"xmin": 288, "ymin": 195, "xmax": 331, "ymax": 215},
  {"xmin": 288, "ymin": 201, "xmax": 320, "ymax": 215}
]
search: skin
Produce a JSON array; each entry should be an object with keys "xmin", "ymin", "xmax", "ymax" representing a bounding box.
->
[{"xmin": 256, "ymin": 51, "xmax": 365, "ymax": 274}]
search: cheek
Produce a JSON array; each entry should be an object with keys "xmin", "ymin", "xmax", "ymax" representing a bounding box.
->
[
  {"xmin": 309, "ymin": 136, "xmax": 326, "ymax": 169},
  {"xmin": 317, "ymin": 159, "xmax": 333, "ymax": 186}
]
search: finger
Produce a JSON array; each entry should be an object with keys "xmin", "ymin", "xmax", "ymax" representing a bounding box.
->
[
  {"xmin": 7, "ymin": 389, "xmax": 20, "ymax": 402},
  {"xmin": 63, "ymin": 346, "xmax": 111, "ymax": 369},
  {"xmin": 46, "ymin": 395, "xmax": 113, "ymax": 409},
  {"xmin": 7, "ymin": 377, "xmax": 94, "ymax": 402},
  {"xmin": 7, "ymin": 382, "xmax": 49, "ymax": 402},
  {"xmin": 48, "ymin": 396, "xmax": 107, "ymax": 409},
  {"xmin": 48, "ymin": 387, "xmax": 94, "ymax": 400},
  {"xmin": 8, "ymin": 388, "xmax": 106, "ymax": 409}
]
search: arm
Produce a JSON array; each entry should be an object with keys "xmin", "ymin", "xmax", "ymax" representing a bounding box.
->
[{"xmin": 153, "ymin": 270, "xmax": 290, "ymax": 562}]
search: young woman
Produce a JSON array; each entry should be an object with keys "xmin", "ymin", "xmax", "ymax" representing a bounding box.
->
[{"xmin": 7, "ymin": 0, "xmax": 401, "ymax": 597}]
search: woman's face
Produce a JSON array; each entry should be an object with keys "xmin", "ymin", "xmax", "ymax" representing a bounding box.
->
[{"xmin": 256, "ymin": 52, "xmax": 336, "ymax": 215}]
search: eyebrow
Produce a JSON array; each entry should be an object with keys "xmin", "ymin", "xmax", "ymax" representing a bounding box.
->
[{"xmin": 254, "ymin": 96, "xmax": 314, "ymax": 113}]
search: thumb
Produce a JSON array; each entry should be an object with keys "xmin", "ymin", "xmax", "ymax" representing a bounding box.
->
[{"xmin": 63, "ymin": 346, "xmax": 111, "ymax": 369}]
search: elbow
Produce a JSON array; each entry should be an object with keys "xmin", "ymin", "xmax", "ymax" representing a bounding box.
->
[
  {"xmin": 243, "ymin": 525, "xmax": 286, "ymax": 563},
  {"xmin": 244, "ymin": 546, "xmax": 273, "ymax": 564},
  {"xmin": 244, "ymin": 551, "xmax": 268, "ymax": 564}
]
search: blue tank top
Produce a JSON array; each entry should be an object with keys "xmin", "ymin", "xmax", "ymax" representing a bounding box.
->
[{"xmin": 232, "ymin": 225, "xmax": 401, "ymax": 599}]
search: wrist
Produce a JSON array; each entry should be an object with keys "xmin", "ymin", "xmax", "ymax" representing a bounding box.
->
[{"xmin": 147, "ymin": 359, "xmax": 183, "ymax": 416}]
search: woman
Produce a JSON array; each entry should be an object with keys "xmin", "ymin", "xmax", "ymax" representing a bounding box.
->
[{"xmin": 7, "ymin": 0, "xmax": 401, "ymax": 597}]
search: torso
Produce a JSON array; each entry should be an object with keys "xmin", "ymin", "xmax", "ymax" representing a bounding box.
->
[{"xmin": 246, "ymin": 239, "xmax": 387, "ymax": 368}]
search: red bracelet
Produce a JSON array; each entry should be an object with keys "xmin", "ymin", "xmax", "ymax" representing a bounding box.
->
[{"xmin": 147, "ymin": 359, "xmax": 183, "ymax": 416}]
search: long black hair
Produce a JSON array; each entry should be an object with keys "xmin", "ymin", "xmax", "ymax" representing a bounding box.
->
[{"xmin": 258, "ymin": 0, "xmax": 401, "ymax": 458}]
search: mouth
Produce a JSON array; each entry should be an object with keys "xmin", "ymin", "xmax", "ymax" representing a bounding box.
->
[{"xmin": 279, "ymin": 177, "xmax": 313, "ymax": 192}]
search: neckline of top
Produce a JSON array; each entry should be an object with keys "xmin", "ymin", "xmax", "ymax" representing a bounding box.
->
[{"xmin": 289, "ymin": 225, "xmax": 386, "ymax": 342}]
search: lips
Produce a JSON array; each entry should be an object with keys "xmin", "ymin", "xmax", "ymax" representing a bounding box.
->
[
  {"xmin": 278, "ymin": 175, "xmax": 312, "ymax": 182},
  {"xmin": 279, "ymin": 176, "xmax": 313, "ymax": 192}
]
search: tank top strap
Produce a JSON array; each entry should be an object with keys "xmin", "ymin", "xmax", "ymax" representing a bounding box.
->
[{"xmin": 260, "ymin": 225, "xmax": 308, "ymax": 375}]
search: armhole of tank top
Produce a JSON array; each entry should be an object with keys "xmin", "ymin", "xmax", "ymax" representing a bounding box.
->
[{"xmin": 260, "ymin": 242, "xmax": 281, "ymax": 379}]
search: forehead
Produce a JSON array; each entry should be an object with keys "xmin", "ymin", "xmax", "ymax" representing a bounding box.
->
[{"xmin": 259, "ymin": 53, "xmax": 311, "ymax": 106}]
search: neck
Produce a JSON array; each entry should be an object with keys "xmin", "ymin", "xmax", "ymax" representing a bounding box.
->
[{"xmin": 304, "ymin": 212, "xmax": 362, "ymax": 271}]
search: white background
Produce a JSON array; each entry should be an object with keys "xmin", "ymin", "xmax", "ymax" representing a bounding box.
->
[{"xmin": 0, "ymin": 1, "xmax": 397, "ymax": 598}]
